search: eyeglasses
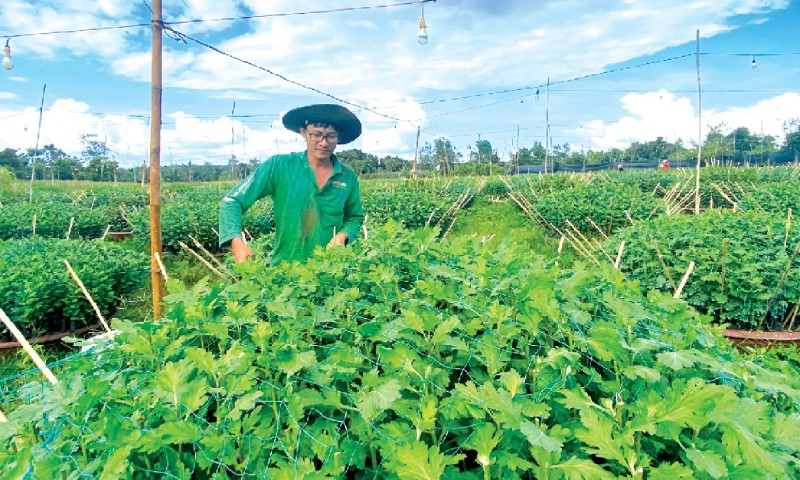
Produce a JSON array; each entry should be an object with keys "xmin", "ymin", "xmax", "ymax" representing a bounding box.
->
[{"xmin": 307, "ymin": 131, "xmax": 339, "ymax": 143}]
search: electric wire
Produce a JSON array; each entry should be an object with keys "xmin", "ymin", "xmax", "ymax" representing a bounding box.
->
[{"xmin": 1, "ymin": 0, "xmax": 437, "ymax": 39}]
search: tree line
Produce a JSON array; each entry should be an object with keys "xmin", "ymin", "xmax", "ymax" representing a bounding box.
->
[{"xmin": 1, "ymin": 122, "xmax": 798, "ymax": 182}]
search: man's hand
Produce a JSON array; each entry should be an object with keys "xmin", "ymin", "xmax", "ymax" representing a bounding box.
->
[
  {"xmin": 328, "ymin": 232, "xmax": 349, "ymax": 246},
  {"xmin": 230, "ymin": 237, "xmax": 253, "ymax": 262}
]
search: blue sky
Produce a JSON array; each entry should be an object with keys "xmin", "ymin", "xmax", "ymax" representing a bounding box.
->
[{"xmin": 1, "ymin": 0, "xmax": 798, "ymax": 167}]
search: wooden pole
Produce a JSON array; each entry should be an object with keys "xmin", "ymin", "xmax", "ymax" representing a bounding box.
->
[
  {"xmin": 0, "ymin": 309, "xmax": 58, "ymax": 385},
  {"xmin": 695, "ymin": 30, "xmax": 702, "ymax": 214},
  {"xmin": 149, "ymin": 0, "xmax": 165, "ymax": 318}
]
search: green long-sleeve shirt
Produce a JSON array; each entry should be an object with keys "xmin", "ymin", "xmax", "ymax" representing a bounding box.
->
[{"xmin": 219, "ymin": 151, "xmax": 365, "ymax": 264}]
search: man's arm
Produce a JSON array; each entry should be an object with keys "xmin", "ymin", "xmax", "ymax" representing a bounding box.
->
[{"xmin": 219, "ymin": 160, "xmax": 275, "ymax": 256}]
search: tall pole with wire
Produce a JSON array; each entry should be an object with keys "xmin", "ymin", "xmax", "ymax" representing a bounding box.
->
[
  {"xmin": 149, "ymin": 0, "xmax": 164, "ymax": 317},
  {"xmin": 545, "ymin": 77, "xmax": 551, "ymax": 174},
  {"xmin": 28, "ymin": 84, "xmax": 46, "ymax": 203},
  {"xmin": 694, "ymin": 30, "xmax": 702, "ymax": 214}
]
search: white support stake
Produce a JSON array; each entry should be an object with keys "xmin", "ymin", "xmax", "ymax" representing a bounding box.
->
[
  {"xmin": 615, "ymin": 241, "xmax": 626, "ymax": 270},
  {"xmin": 0, "ymin": 309, "xmax": 58, "ymax": 385},
  {"xmin": 64, "ymin": 260, "xmax": 112, "ymax": 333},
  {"xmin": 66, "ymin": 217, "xmax": 74, "ymax": 240},
  {"xmin": 154, "ymin": 252, "xmax": 169, "ymax": 281},
  {"xmin": 673, "ymin": 261, "xmax": 696, "ymax": 299},
  {"xmin": 0, "ymin": 408, "xmax": 6, "ymax": 422}
]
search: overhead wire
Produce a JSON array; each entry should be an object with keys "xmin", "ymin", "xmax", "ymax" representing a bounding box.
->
[{"xmin": 0, "ymin": 0, "xmax": 437, "ymax": 38}]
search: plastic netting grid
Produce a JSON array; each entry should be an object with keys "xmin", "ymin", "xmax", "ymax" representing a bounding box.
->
[{"xmin": 0, "ymin": 259, "xmax": 742, "ymax": 478}]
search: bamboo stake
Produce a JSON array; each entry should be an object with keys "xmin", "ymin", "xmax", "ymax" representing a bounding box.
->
[
  {"xmin": 188, "ymin": 235, "xmax": 226, "ymax": 270},
  {"xmin": 673, "ymin": 261, "xmax": 695, "ymax": 299},
  {"xmin": 0, "ymin": 308, "xmax": 58, "ymax": 385},
  {"xmin": 761, "ymin": 239, "xmax": 800, "ymax": 329},
  {"xmin": 587, "ymin": 217, "xmax": 609, "ymax": 239},
  {"xmin": 32, "ymin": 214, "xmax": 37, "ymax": 239},
  {"xmin": 615, "ymin": 241, "xmax": 625, "ymax": 269},
  {"xmin": 442, "ymin": 216, "xmax": 458, "ymax": 238},
  {"xmin": 64, "ymin": 260, "xmax": 112, "ymax": 333},
  {"xmin": 591, "ymin": 238, "xmax": 614, "ymax": 263},
  {"xmin": 65, "ymin": 217, "xmax": 74, "ymax": 240},
  {"xmin": 101, "ymin": 224, "xmax": 111, "ymax": 240},
  {"xmin": 179, "ymin": 241, "xmax": 225, "ymax": 278},
  {"xmin": 720, "ymin": 238, "xmax": 728, "ymax": 292},
  {"xmin": 154, "ymin": 252, "xmax": 168, "ymax": 281},
  {"xmin": 785, "ymin": 209, "xmax": 792, "ymax": 248},
  {"xmin": 625, "ymin": 211, "xmax": 635, "ymax": 226},
  {"xmin": 710, "ymin": 183, "xmax": 737, "ymax": 210},
  {"xmin": 651, "ymin": 238, "xmax": 677, "ymax": 290}
]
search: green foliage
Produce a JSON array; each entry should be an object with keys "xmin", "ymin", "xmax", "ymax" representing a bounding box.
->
[
  {"xmin": 0, "ymin": 167, "xmax": 14, "ymax": 186},
  {"xmin": 608, "ymin": 210, "xmax": 800, "ymax": 329},
  {"xmin": 361, "ymin": 178, "xmax": 474, "ymax": 229},
  {"xmin": 0, "ymin": 239, "xmax": 148, "ymax": 341},
  {"xmin": 522, "ymin": 182, "xmax": 661, "ymax": 236},
  {"xmin": 1, "ymin": 223, "xmax": 798, "ymax": 478}
]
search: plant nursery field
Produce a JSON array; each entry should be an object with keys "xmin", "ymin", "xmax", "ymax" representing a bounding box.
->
[{"xmin": 0, "ymin": 166, "xmax": 799, "ymax": 479}]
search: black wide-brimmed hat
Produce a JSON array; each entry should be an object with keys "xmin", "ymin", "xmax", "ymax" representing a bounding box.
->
[{"xmin": 282, "ymin": 104, "xmax": 362, "ymax": 144}]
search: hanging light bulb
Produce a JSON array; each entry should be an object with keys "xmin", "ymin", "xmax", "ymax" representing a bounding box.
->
[
  {"xmin": 417, "ymin": 3, "xmax": 428, "ymax": 45},
  {"xmin": 2, "ymin": 39, "xmax": 14, "ymax": 71},
  {"xmin": 750, "ymin": 55, "xmax": 757, "ymax": 69}
]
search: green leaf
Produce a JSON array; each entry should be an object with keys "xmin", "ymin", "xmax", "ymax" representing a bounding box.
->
[
  {"xmin": 275, "ymin": 345, "xmax": 317, "ymax": 377},
  {"xmin": 685, "ymin": 448, "xmax": 728, "ymax": 478},
  {"xmin": 551, "ymin": 455, "xmax": 616, "ymax": 480},
  {"xmin": 622, "ymin": 365, "xmax": 661, "ymax": 383},
  {"xmin": 656, "ymin": 350, "xmax": 696, "ymax": 371},
  {"xmin": 388, "ymin": 441, "xmax": 464, "ymax": 480},
  {"xmin": 464, "ymin": 422, "xmax": 501, "ymax": 467},
  {"xmin": 520, "ymin": 420, "xmax": 562, "ymax": 453},
  {"xmin": 647, "ymin": 462, "xmax": 694, "ymax": 480},
  {"xmin": 574, "ymin": 410, "xmax": 627, "ymax": 467},
  {"xmin": 99, "ymin": 445, "xmax": 132, "ymax": 480},
  {"xmin": 773, "ymin": 413, "xmax": 800, "ymax": 451},
  {"xmin": 155, "ymin": 421, "xmax": 202, "ymax": 444},
  {"xmin": 229, "ymin": 391, "xmax": 264, "ymax": 421},
  {"xmin": 356, "ymin": 378, "xmax": 402, "ymax": 423}
]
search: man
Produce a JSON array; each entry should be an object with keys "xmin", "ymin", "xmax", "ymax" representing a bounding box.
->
[{"xmin": 219, "ymin": 104, "xmax": 365, "ymax": 264}]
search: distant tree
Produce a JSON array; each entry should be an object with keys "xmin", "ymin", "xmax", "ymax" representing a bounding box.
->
[
  {"xmin": 433, "ymin": 137, "xmax": 458, "ymax": 175},
  {"xmin": 783, "ymin": 119, "xmax": 800, "ymax": 158},
  {"xmin": 0, "ymin": 148, "xmax": 26, "ymax": 178}
]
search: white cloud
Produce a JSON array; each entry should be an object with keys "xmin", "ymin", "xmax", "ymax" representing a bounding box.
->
[{"xmin": 579, "ymin": 91, "xmax": 800, "ymax": 150}]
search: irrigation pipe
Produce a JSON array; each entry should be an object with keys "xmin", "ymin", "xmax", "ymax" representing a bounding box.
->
[{"xmin": 0, "ymin": 308, "xmax": 58, "ymax": 385}]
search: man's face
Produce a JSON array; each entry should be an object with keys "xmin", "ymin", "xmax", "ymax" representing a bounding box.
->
[{"xmin": 301, "ymin": 124, "xmax": 339, "ymax": 162}]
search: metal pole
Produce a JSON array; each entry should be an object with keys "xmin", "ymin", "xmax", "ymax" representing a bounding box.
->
[
  {"xmin": 412, "ymin": 125, "xmax": 420, "ymax": 179},
  {"xmin": 545, "ymin": 77, "xmax": 550, "ymax": 174},
  {"xmin": 28, "ymin": 84, "xmax": 46, "ymax": 203},
  {"xmin": 695, "ymin": 30, "xmax": 702, "ymax": 214},
  {"xmin": 149, "ymin": 0, "xmax": 164, "ymax": 317}
]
